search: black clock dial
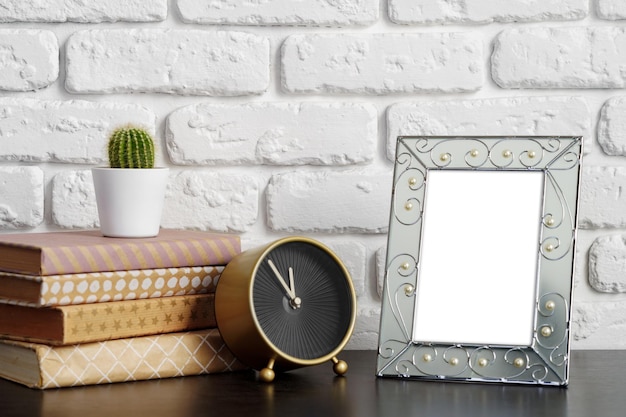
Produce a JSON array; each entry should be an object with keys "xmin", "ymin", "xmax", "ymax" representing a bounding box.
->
[{"xmin": 252, "ymin": 241, "xmax": 354, "ymax": 360}]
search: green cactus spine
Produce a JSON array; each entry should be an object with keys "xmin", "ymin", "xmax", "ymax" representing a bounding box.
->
[{"xmin": 108, "ymin": 127, "xmax": 155, "ymax": 168}]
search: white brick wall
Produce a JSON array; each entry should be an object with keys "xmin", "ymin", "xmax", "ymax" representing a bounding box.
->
[
  {"xmin": 492, "ymin": 27, "xmax": 626, "ymax": 88},
  {"xmin": 166, "ymin": 102, "xmax": 377, "ymax": 165},
  {"xmin": 0, "ymin": 98, "xmax": 155, "ymax": 163},
  {"xmin": 66, "ymin": 29, "xmax": 270, "ymax": 95},
  {"xmin": 579, "ymin": 167, "xmax": 626, "ymax": 228},
  {"xmin": 0, "ymin": 167, "xmax": 44, "ymax": 228},
  {"xmin": 597, "ymin": 0, "xmax": 626, "ymax": 20},
  {"xmin": 266, "ymin": 169, "xmax": 391, "ymax": 233},
  {"xmin": 0, "ymin": 1, "xmax": 167, "ymax": 22},
  {"xmin": 162, "ymin": 171, "xmax": 259, "ymax": 233},
  {"xmin": 51, "ymin": 170, "xmax": 99, "ymax": 229},
  {"xmin": 176, "ymin": 0, "xmax": 379, "ymax": 26},
  {"xmin": 282, "ymin": 33, "xmax": 483, "ymax": 94},
  {"xmin": 598, "ymin": 96, "xmax": 626, "ymax": 155},
  {"xmin": 589, "ymin": 235, "xmax": 626, "ymax": 292},
  {"xmin": 388, "ymin": 0, "xmax": 587, "ymax": 24},
  {"xmin": 0, "ymin": 29, "xmax": 58, "ymax": 91},
  {"xmin": 1, "ymin": 0, "xmax": 625, "ymax": 350}
]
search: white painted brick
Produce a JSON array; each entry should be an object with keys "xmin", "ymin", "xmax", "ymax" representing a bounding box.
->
[
  {"xmin": 162, "ymin": 171, "xmax": 259, "ymax": 233},
  {"xmin": 326, "ymin": 241, "xmax": 367, "ymax": 298},
  {"xmin": 386, "ymin": 97, "xmax": 591, "ymax": 160},
  {"xmin": 597, "ymin": 0, "xmax": 626, "ymax": 20},
  {"xmin": 0, "ymin": 166, "xmax": 44, "ymax": 229},
  {"xmin": 389, "ymin": 0, "xmax": 587, "ymax": 24},
  {"xmin": 579, "ymin": 166, "xmax": 626, "ymax": 229},
  {"xmin": 0, "ymin": 98, "xmax": 155, "ymax": 163},
  {"xmin": 66, "ymin": 29, "xmax": 269, "ymax": 96},
  {"xmin": 598, "ymin": 96, "xmax": 626, "ymax": 156},
  {"xmin": 51, "ymin": 170, "xmax": 99, "ymax": 229},
  {"xmin": 166, "ymin": 102, "xmax": 377, "ymax": 165},
  {"xmin": 176, "ymin": 0, "xmax": 378, "ymax": 26},
  {"xmin": 0, "ymin": 30, "xmax": 58, "ymax": 91},
  {"xmin": 589, "ymin": 235, "xmax": 626, "ymax": 293},
  {"xmin": 266, "ymin": 169, "xmax": 391, "ymax": 233},
  {"xmin": 572, "ymin": 301, "xmax": 626, "ymax": 348},
  {"xmin": 492, "ymin": 27, "xmax": 626, "ymax": 88},
  {"xmin": 346, "ymin": 306, "xmax": 380, "ymax": 350},
  {"xmin": 281, "ymin": 33, "xmax": 482, "ymax": 94},
  {"xmin": 0, "ymin": 1, "xmax": 167, "ymax": 22}
]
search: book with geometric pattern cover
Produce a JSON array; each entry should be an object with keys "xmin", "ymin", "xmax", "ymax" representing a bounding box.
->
[
  {"xmin": 0, "ymin": 265, "xmax": 223, "ymax": 307},
  {"xmin": 0, "ymin": 229, "xmax": 240, "ymax": 276},
  {"xmin": 0, "ymin": 328, "xmax": 246, "ymax": 389},
  {"xmin": 0, "ymin": 294, "xmax": 217, "ymax": 345}
]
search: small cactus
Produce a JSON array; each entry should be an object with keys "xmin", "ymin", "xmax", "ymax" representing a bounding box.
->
[{"xmin": 108, "ymin": 126, "xmax": 155, "ymax": 168}]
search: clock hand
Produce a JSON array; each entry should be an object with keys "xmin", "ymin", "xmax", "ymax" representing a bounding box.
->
[
  {"xmin": 288, "ymin": 267, "xmax": 302, "ymax": 309},
  {"xmin": 288, "ymin": 267, "xmax": 295, "ymax": 295},
  {"xmin": 267, "ymin": 259, "xmax": 295, "ymax": 299}
]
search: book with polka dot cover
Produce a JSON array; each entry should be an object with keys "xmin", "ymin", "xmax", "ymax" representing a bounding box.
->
[
  {"xmin": 0, "ymin": 229, "xmax": 239, "ymax": 307},
  {"xmin": 0, "ymin": 265, "xmax": 224, "ymax": 307}
]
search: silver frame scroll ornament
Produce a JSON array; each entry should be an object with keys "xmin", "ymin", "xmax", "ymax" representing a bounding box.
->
[{"xmin": 376, "ymin": 136, "xmax": 582, "ymax": 386}]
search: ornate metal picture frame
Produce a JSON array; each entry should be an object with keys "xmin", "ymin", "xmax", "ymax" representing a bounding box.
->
[{"xmin": 377, "ymin": 136, "xmax": 582, "ymax": 386}]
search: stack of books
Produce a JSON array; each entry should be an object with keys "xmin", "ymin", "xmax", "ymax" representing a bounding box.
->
[{"xmin": 0, "ymin": 229, "xmax": 245, "ymax": 389}]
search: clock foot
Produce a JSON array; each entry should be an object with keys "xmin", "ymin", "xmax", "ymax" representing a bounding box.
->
[
  {"xmin": 259, "ymin": 367, "xmax": 275, "ymax": 382},
  {"xmin": 332, "ymin": 357, "xmax": 348, "ymax": 376},
  {"xmin": 259, "ymin": 358, "xmax": 276, "ymax": 382}
]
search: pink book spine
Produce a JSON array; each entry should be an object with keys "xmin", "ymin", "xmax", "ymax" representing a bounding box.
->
[{"xmin": 40, "ymin": 238, "xmax": 240, "ymax": 275}]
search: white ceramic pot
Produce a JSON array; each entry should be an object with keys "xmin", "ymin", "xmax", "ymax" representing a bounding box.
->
[{"xmin": 92, "ymin": 167, "xmax": 169, "ymax": 238}]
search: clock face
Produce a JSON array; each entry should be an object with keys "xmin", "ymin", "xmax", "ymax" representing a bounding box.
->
[{"xmin": 252, "ymin": 241, "xmax": 354, "ymax": 361}]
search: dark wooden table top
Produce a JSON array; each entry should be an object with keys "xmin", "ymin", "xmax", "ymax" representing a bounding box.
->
[{"xmin": 1, "ymin": 350, "xmax": 624, "ymax": 417}]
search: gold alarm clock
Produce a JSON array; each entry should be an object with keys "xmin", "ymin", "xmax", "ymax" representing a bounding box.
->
[{"xmin": 215, "ymin": 237, "xmax": 357, "ymax": 382}]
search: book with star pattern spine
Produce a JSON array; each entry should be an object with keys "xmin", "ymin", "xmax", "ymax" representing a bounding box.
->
[
  {"xmin": 0, "ymin": 328, "xmax": 246, "ymax": 389},
  {"xmin": 0, "ymin": 293, "xmax": 216, "ymax": 345}
]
